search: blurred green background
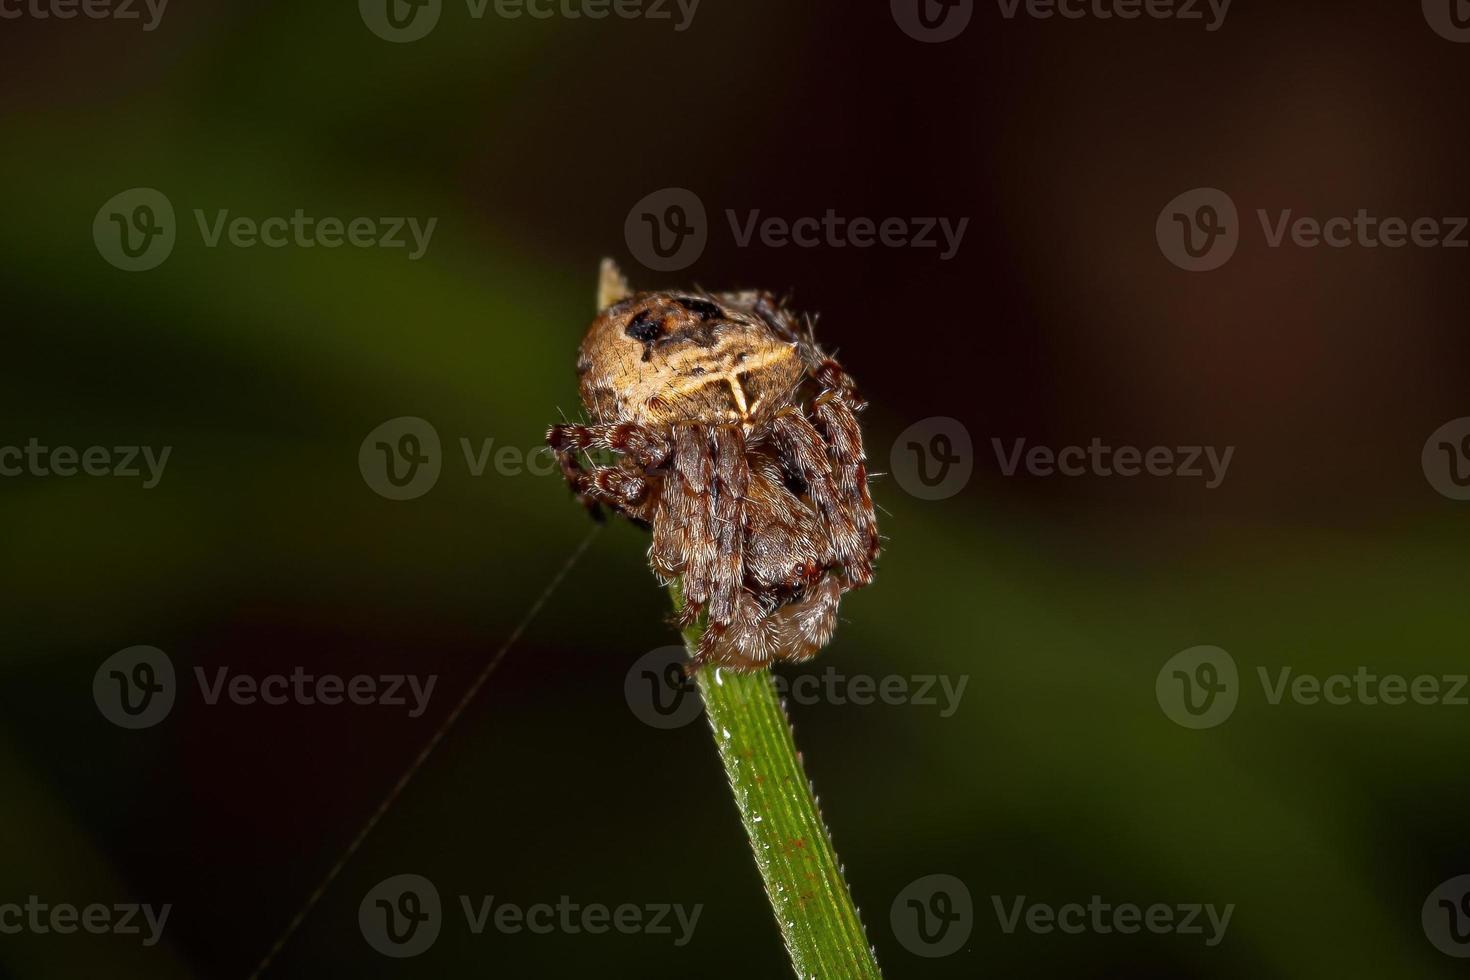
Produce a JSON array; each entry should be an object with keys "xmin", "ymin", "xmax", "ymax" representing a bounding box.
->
[{"xmin": 3, "ymin": 1, "xmax": 1469, "ymax": 977}]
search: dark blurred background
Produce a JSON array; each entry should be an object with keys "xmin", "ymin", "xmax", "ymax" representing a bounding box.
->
[{"xmin": 3, "ymin": 0, "xmax": 1470, "ymax": 976}]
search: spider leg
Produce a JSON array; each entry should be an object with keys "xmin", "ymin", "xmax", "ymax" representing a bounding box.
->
[
  {"xmin": 768, "ymin": 409, "xmax": 864, "ymax": 575},
  {"xmin": 547, "ymin": 421, "xmax": 672, "ymax": 519},
  {"xmin": 770, "ymin": 573, "xmax": 842, "ymax": 662},
  {"xmin": 647, "ymin": 424, "xmax": 773, "ymax": 672},
  {"xmin": 742, "ymin": 452, "xmax": 825, "ymax": 595},
  {"xmin": 805, "ymin": 355, "xmax": 879, "ymax": 588},
  {"xmin": 650, "ymin": 425, "xmax": 714, "ymax": 628},
  {"xmin": 706, "ymin": 425, "xmax": 748, "ymax": 626},
  {"xmin": 810, "ymin": 356, "xmax": 867, "ymax": 410},
  {"xmin": 691, "ymin": 426, "xmax": 770, "ymax": 669},
  {"xmin": 811, "ymin": 394, "xmax": 878, "ymax": 588},
  {"xmin": 549, "ymin": 457, "xmax": 656, "ymax": 522},
  {"xmin": 690, "ymin": 591, "xmax": 775, "ymax": 673},
  {"xmin": 547, "ymin": 422, "xmax": 672, "ymax": 469}
]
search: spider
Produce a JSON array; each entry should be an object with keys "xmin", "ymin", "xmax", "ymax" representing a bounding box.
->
[{"xmin": 547, "ymin": 261, "xmax": 880, "ymax": 672}]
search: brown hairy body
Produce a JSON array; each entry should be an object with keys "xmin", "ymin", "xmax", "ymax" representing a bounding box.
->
[{"xmin": 548, "ymin": 261, "xmax": 880, "ymax": 671}]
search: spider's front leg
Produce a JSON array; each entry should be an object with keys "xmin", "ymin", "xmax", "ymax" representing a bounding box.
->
[{"xmin": 546, "ymin": 421, "xmax": 671, "ymax": 521}]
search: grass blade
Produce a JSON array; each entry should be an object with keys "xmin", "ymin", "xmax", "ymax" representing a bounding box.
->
[{"xmin": 673, "ymin": 584, "xmax": 883, "ymax": 979}]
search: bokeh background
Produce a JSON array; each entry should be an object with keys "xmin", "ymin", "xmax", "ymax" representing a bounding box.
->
[{"xmin": 3, "ymin": 0, "xmax": 1470, "ymax": 976}]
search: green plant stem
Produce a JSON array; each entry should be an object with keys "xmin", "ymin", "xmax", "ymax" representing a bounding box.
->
[{"xmin": 673, "ymin": 584, "xmax": 883, "ymax": 979}]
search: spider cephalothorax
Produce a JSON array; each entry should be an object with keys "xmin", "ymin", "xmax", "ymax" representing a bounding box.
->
[{"xmin": 548, "ymin": 261, "xmax": 879, "ymax": 671}]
